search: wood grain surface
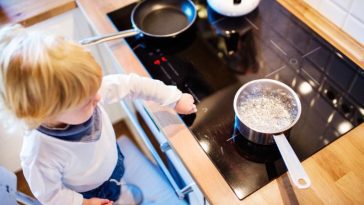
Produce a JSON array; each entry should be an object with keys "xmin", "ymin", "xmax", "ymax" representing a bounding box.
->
[
  {"xmin": 243, "ymin": 123, "xmax": 364, "ymax": 205},
  {"xmin": 0, "ymin": 0, "xmax": 76, "ymax": 26}
]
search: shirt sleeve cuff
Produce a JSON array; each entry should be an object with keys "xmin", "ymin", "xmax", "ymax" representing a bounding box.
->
[
  {"xmin": 73, "ymin": 192, "xmax": 84, "ymax": 205},
  {"xmin": 160, "ymin": 86, "xmax": 182, "ymax": 108}
]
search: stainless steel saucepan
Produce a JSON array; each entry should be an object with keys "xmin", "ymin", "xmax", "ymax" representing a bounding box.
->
[{"xmin": 233, "ymin": 79, "xmax": 311, "ymax": 189}]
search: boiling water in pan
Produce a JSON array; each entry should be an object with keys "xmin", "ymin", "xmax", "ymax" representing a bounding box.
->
[{"xmin": 237, "ymin": 88, "xmax": 298, "ymax": 133}]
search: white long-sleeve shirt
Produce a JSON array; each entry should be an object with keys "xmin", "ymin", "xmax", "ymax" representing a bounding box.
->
[{"xmin": 20, "ymin": 74, "xmax": 182, "ymax": 205}]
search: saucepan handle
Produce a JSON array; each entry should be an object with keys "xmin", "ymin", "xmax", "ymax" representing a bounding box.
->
[
  {"xmin": 273, "ymin": 134, "xmax": 311, "ymax": 189},
  {"xmin": 79, "ymin": 29, "xmax": 140, "ymax": 46}
]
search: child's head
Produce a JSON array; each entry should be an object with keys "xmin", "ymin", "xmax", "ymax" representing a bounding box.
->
[{"xmin": 0, "ymin": 24, "xmax": 102, "ymax": 128}]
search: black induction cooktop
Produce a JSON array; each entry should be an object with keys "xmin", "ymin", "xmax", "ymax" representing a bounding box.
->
[{"xmin": 107, "ymin": 0, "xmax": 364, "ymax": 200}]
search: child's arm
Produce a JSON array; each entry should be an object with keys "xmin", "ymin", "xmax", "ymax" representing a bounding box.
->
[{"xmin": 99, "ymin": 73, "xmax": 196, "ymax": 114}]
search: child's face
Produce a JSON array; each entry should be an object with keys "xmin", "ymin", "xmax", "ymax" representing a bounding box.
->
[{"xmin": 49, "ymin": 91, "xmax": 102, "ymax": 125}]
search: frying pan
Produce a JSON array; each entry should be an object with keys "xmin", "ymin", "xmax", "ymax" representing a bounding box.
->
[
  {"xmin": 79, "ymin": 0, "xmax": 197, "ymax": 46},
  {"xmin": 233, "ymin": 79, "xmax": 311, "ymax": 189}
]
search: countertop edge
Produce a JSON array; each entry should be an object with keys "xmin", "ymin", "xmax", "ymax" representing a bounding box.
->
[{"xmin": 277, "ymin": 0, "xmax": 364, "ymax": 69}]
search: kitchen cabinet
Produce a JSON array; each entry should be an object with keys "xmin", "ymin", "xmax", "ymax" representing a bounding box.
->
[{"xmin": 130, "ymin": 102, "xmax": 206, "ymax": 205}]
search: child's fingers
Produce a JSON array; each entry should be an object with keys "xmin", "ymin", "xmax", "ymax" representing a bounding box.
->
[
  {"xmin": 192, "ymin": 105, "xmax": 197, "ymax": 113},
  {"xmin": 194, "ymin": 107, "xmax": 198, "ymax": 112},
  {"xmin": 187, "ymin": 105, "xmax": 197, "ymax": 114},
  {"xmin": 100, "ymin": 199, "xmax": 112, "ymax": 205}
]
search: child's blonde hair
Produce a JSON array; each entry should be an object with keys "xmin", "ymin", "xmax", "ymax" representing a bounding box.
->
[{"xmin": 0, "ymin": 24, "xmax": 102, "ymax": 128}]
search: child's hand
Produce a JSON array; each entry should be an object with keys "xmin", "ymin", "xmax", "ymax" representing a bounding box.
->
[
  {"xmin": 175, "ymin": 93, "xmax": 197, "ymax": 114},
  {"xmin": 83, "ymin": 198, "xmax": 113, "ymax": 205}
]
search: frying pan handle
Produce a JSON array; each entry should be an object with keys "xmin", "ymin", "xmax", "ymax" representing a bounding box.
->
[
  {"xmin": 273, "ymin": 134, "xmax": 311, "ymax": 189},
  {"xmin": 79, "ymin": 29, "xmax": 140, "ymax": 46}
]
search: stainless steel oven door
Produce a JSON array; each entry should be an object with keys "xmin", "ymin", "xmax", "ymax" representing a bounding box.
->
[{"xmin": 119, "ymin": 100, "xmax": 204, "ymax": 204}]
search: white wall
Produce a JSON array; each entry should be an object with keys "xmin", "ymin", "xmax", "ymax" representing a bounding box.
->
[
  {"xmin": 304, "ymin": 0, "xmax": 364, "ymax": 45},
  {"xmin": 0, "ymin": 9, "xmax": 127, "ymax": 172}
]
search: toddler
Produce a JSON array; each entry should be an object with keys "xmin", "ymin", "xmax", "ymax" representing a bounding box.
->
[{"xmin": 0, "ymin": 24, "xmax": 196, "ymax": 205}]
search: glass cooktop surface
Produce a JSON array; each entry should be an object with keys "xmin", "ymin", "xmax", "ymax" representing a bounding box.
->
[{"xmin": 108, "ymin": 0, "xmax": 364, "ymax": 200}]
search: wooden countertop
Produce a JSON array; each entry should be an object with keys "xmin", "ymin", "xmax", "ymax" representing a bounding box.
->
[
  {"xmin": 242, "ymin": 123, "xmax": 364, "ymax": 205},
  {"xmin": 2, "ymin": 0, "xmax": 364, "ymax": 204},
  {"xmin": 0, "ymin": 0, "xmax": 76, "ymax": 27}
]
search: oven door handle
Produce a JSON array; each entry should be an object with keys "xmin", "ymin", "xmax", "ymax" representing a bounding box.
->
[{"xmin": 119, "ymin": 100, "xmax": 194, "ymax": 199}]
